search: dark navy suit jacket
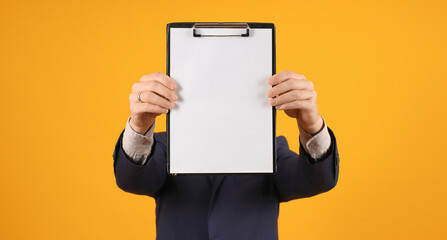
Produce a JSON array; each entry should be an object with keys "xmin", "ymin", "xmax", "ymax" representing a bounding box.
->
[{"xmin": 112, "ymin": 127, "xmax": 340, "ymax": 240}]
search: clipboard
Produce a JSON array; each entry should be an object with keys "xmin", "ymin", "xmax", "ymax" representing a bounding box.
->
[{"xmin": 166, "ymin": 22, "xmax": 276, "ymax": 175}]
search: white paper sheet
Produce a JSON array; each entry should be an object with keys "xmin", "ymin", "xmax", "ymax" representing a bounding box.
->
[{"xmin": 168, "ymin": 27, "xmax": 274, "ymax": 174}]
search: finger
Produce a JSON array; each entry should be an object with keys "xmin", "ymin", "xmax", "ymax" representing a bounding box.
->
[
  {"xmin": 140, "ymin": 72, "xmax": 178, "ymax": 90},
  {"xmin": 277, "ymin": 99, "xmax": 313, "ymax": 110},
  {"xmin": 131, "ymin": 102, "xmax": 169, "ymax": 115},
  {"xmin": 132, "ymin": 81, "xmax": 178, "ymax": 101},
  {"xmin": 266, "ymin": 78, "xmax": 313, "ymax": 98},
  {"xmin": 268, "ymin": 70, "xmax": 306, "ymax": 85},
  {"xmin": 130, "ymin": 91, "xmax": 175, "ymax": 109},
  {"xmin": 269, "ymin": 90, "xmax": 316, "ymax": 106}
]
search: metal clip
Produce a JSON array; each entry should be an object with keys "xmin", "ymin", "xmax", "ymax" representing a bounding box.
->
[{"xmin": 193, "ymin": 22, "xmax": 250, "ymax": 37}]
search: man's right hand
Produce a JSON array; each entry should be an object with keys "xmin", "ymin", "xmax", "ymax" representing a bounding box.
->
[{"xmin": 129, "ymin": 72, "xmax": 178, "ymax": 134}]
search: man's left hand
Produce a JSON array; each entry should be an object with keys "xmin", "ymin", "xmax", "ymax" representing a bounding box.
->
[{"xmin": 266, "ymin": 70, "xmax": 323, "ymax": 135}]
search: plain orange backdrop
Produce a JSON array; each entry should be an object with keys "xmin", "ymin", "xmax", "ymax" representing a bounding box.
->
[{"xmin": 1, "ymin": 0, "xmax": 446, "ymax": 239}]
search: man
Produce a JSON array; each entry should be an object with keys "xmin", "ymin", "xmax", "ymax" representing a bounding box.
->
[{"xmin": 112, "ymin": 70, "xmax": 340, "ymax": 240}]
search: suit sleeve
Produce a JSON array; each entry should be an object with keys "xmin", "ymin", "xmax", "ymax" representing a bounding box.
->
[
  {"xmin": 273, "ymin": 126, "xmax": 340, "ymax": 202},
  {"xmin": 112, "ymin": 129, "xmax": 167, "ymax": 198}
]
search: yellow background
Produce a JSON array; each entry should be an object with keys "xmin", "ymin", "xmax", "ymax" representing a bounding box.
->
[{"xmin": 1, "ymin": 0, "xmax": 446, "ymax": 239}]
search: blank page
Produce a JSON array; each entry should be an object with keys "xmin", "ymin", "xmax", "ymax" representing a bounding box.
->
[{"xmin": 168, "ymin": 27, "xmax": 274, "ymax": 174}]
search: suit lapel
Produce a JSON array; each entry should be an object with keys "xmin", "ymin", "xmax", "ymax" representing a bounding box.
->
[{"xmin": 208, "ymin": 175, "xmax": 225, "ymax": 211}]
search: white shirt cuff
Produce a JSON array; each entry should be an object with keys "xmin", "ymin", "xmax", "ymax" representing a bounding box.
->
[
  {"xmin": 122, "ymin": 117, "xmax": 156, "ymax": 165},
  {"xmin": 297, "ymin": 117, "xmax": 332, "ymax": 161}
]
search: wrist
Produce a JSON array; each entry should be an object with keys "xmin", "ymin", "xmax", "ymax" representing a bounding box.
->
[
  {"xmin": 297, "ymin": 115, "xmax": 323, "ymax": 135},
  {"xmin": 129, "ymin": 117, "xmax": 155, "ymax": 135}
]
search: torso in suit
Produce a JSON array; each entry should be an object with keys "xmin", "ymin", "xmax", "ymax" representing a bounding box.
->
[{"xmin": 112, "ymin": 127, "xmax": 340, "ymax": 240}]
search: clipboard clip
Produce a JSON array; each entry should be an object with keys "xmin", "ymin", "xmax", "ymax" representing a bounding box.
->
[{"xmin": 193, "ymin": 23, "xmax": 250, "ymax": 37}]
